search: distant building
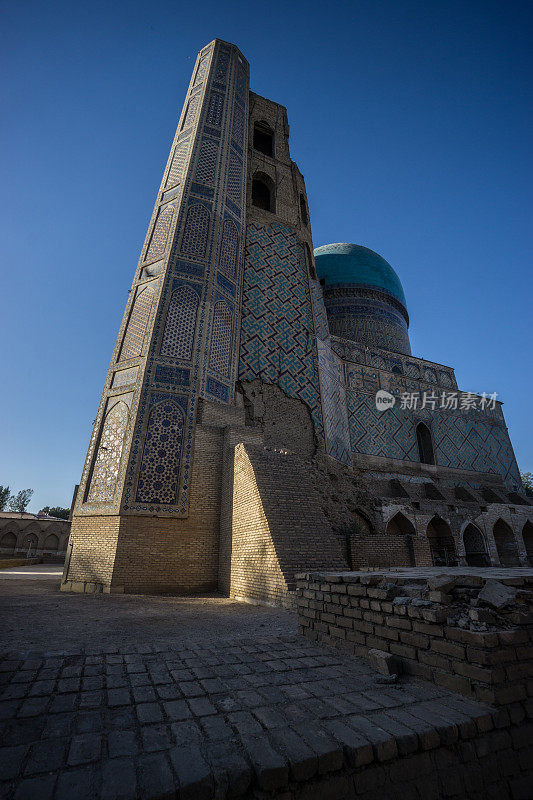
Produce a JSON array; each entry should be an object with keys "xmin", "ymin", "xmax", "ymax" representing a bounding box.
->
[{"xmin": 0, "ymin": 512, "xmax": 69, "ymax": 558}]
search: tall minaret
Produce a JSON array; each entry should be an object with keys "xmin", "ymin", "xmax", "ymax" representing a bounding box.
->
[{"xmin": 63, "ymin": 40, "xmax": 250, "ymax": 594}]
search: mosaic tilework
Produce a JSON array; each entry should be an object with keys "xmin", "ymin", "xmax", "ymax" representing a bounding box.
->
[
  {"xmin": 235, "ymin": 64, "xmax": 246, "ymax": 98},
  {"xmin": 153, "ymin": 365, "xmax": 190, "ymax": 387},
  {"xmin": 424, "ymin": 368, "xmax": 437, "ymax": 383},
  {"xmin": 214, "ymin": 52, "xmax": 229, "ymax": 82},
  {"xmin": 317, "ymin": 338, "xmax": 351, "ymax": 465},
  {"xmin": 206, "ymin": 93, "xmax": 224, "ymax": 126},
  {"xmin": 194, "ymin": 54, "xmax": 209, "ymax": 85},
  {"xmin": 195, "ymin": 139, "xmax": 218, "ymax": 185},
  {"xmin": 180, "ymin": 203, "xmax": 210, "ymax": 258},
  {"xmin": 119, "ymin": 285, "xmax": 155, "ymax": 361},
  {"xmin": 226, "ymin": 153, "xmax": 242, "ymax": 202},
  {"xmin": 310, "ymin": 280, "xmax": 330, "ymax": 341},
  {"xmin": 209, "ymin": 301, "xmax": 233, "ymax": 377},
  {"xmin": 87, "ymin": 401, "xmax": 129, "ymax": 502},
  {"xmin": 165, "ymin": 141, "xmax": 189, "ymax": 188},
  {"xmin": 218, "ymin": 218, "xmax": 238, "ymax": 280},
  {"xmin": 145, "ymin": 202, "xmax": 176, "ymax": 262},
  {"xmin": 135, "ymin": 397, "xmax": 186, "ymax": 504},
  {"xmin": 160, "ymin": 283, "xmax": 199, "ymax": 360},
  {"xmin": 346, "ymin": 386, "xmax": 522, "ymax": 487},
  {"xmin": 231, "ymin": 103, "xmax": 245, "ymax": 144},
  {"xmin": 239, "ymin": 222, "xmax": 324, "ymax": 437},
  {"xmin": 182, "ymin": 94, "xmax": 200, "ymax": 130},
  {"xmin": 112, "ymin": 367, "xmax": 139, "ymax": 388}
]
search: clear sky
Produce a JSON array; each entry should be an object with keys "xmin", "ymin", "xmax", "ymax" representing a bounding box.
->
[{"xmin": 1, "ymin": 0, "xmax": 531, "ymax": 512}]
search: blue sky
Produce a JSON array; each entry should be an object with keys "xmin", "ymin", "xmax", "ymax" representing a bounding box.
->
[{"xmin": 1, "ymin": 0, "xmax": 531, "ymax": 511}]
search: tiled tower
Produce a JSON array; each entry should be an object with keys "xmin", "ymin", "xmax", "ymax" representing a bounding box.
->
[
  {"xmin": 63, "ymin": 38, "xmax": 531, "ymax": 601},
  {"xmin": 63, "ymin": 40, "xmax": 252, "ymax": 593}
]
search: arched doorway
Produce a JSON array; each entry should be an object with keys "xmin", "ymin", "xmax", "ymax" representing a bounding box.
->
[
  {"xmin": 522, "ymin": 521, "xmax": 533, "ymax": 566},
  {"xmin": 385, "ymin": 512, "xmax": 416, "ymax": 566},
  {"xmin": 493, "ymin": 519, "xmax": 520, "ymax": 566},
  {"xmin": 22, "ymin": 534, "xmax": 38, "ymax": 556},
  {"xmin": 0, "ymin": 532, "xmax": 17, "ymax": 553},
  {"xmin": 43, "ymin": 534, "xmax": 59, "ymax": 552},
  {"xmin": 426, "ymin": 516, "xmax": 457, "ymax": 566},
  {"xmin": 416, "ymin": 422, "xmax": 435, "ymax": 464},
  {"xmin": 463, "ymin": 524, "xmax": 490, "ymax": 567}
]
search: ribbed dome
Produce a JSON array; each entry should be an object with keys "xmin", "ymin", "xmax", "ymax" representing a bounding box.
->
[{"xmin": 314, "ymin": 243, "xmax": 407, "ymax": 309}]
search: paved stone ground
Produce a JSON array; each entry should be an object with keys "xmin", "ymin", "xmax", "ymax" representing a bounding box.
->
[{"xmin": 0, "ymin": 567, "xmax": 528, "ymax": 799}]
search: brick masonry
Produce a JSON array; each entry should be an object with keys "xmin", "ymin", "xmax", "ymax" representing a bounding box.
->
[{"xmin": 297, "ymin": 570, "xmax": 533, "ymax": 709}]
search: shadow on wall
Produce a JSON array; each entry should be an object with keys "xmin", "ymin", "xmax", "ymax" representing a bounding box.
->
[{"xmin": 229, "ymin": 443, "xmax": 347, "ymax": 607}]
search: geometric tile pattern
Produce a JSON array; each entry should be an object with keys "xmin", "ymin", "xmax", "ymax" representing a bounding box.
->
[
  {"xmin": 195, "ymin": 139, "xmax": 218, "ymax": 185},
  {"xmin": 145, "ymin": 202, "xmax": 176, "ymax": 262},
  {"xmin": 182, "ymin": 94, "xmax": 200, "ymax": 130},
  {"xmin": 180, "ymin": 203, "xmax": 210, "ymax": 258},
  {"xmin": 239, "ymin": 222, "xmax": 324, "ymax": 437},
  {"xmin": 165, "ymin": 142, "xmax": 189, "ymax": 188},
  {"xmin": 209, "ymin": 301, "xmax": 233, "ymax": 377},
  {"xmin": 194, "ymin": 54, "xmax": 209, "ymax": 86},
  {"xmin": 347, "ymin": 388, "xmax": 522, "ymax": 487},
  {"xmin": 226, "ymin": 153, "xmax": 242, "ymax": 202},
  {"xmin": 136, "ymin": 397, "xmax": 185, "ymax": 504},
  {"xmin": 206, "ymin": 93, "xmax": 224, "ymax": 127},
  {"xmin": 218, "ymin": 218, "xmax": 239, "ymax": 280},
  {"xmin": 87, "ymin": 400, "xmax": 129, "ymax": 502},
  {"xmin": 214, "ymin": 52, "xmax": 229, "ymax": 82},
  {"xmin": 317, "ymin": 338, "xmax": 351, "ymax": 464},
  {"xmin": 118, "ymin": 285, "xmax": 155, "ymax": 361},
  {"xmin": 160, "ymin": 284, "xmax": 199, "ymax": 360},
  {"xmin": 231, "ymin": 103, "xmax": 245, "ymax": 144}
]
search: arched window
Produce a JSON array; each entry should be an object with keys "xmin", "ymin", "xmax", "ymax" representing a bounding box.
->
[
  {"xmin": 463, "ymin": 524, "xmax": 490, "ymax": 567},
  {"xmin": 426, "ymin": 516, "xmax": 457, "ymax": 566},
  {"xmin": 0, "ymin": 532, "xmax": 16, "ymax": 552},
  {"xmin": 385, "ymin": 512, "xmax": 416, "ymax": 565},
  {"xmin": 252, "ymin": 173, "xmax": 275, "ymax": 213},
  {"xmin": 493, "ymin": 518, "xmax": 520, "ymax": 566},
  {"xmin": 299, "ymin": 193, "xmax": 309, "ymax": 226},
  {"xmin": 253, "ymin": 122, "xmax": 274, "ymax": 157},
  {"xmin": 386, "ymin": 512, "xmax": 416, "ymax": 536},
  {"xmin": 416, "ymin": 422, "xmax": 434, "ymax": 464},
  {"xmin": 522, "ymin": 521, "xmax": 533, "ymax": 566},
  {"xmin": 391, "ymin": 366, "xmax": 402, "ymax": 375},
  {"xmin": 44, "ymin": 534, "xmax": 59, "ymax": 551}
]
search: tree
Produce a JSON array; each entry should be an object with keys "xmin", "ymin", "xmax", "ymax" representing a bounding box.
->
[
  {"xmin": 41, "ymin": 506, "xmax": 70, "ymax": 520},
  {"xmin": 521, "ymin": 472, "xmax": 533, "ymax": 498},
  {"xmin": 0, "ymin": 486, "xmax": 10, "ymax": 511},
  {"xmin": 8, "ymin": 489, "xmax": 34, "ymax": 514}
]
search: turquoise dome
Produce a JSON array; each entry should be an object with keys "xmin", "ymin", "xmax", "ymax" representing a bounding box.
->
[{"xmin": 314, "ymin": 243, "xmax": 407, "ymax": 308}]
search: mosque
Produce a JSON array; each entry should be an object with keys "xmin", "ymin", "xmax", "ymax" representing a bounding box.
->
[{"xmin": 61, "ymin": 39, "xmax": 533, "ymax": 605}]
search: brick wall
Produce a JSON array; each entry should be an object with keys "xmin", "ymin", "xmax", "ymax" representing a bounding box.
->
[
  {"xmin": 349, "ymin": 534, "xmax": 433, "ymax": 568},
  {"xmin": 297, "ymin": 571, "xmax": 533, "ymax": 709},
  {"xmin": 228, "ymin": 444, "xmax": 347, "ymax": 607},
  {"xmin": 64, "ymin": 421, "xmax": 224, "ymax": 594}
]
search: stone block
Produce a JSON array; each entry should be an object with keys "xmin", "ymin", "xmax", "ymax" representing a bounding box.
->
[{"xmin": 478, "ymin": 580, "xmax": 517, "ymax": 609}]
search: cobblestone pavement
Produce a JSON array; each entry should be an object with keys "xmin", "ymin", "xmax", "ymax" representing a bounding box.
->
[{"xmin": 0, "ymin": 569, "xmax": 524, "ymax": 799}]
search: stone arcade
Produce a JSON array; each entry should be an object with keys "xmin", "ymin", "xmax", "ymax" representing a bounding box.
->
[{"xmin": 62, "ymin": 39, "xmax": 533, "ymax": 604}]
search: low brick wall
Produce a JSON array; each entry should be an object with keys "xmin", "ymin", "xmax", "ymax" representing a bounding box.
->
[{"xmin": 297, "ymin": 571, "xmax": 533, "ymax": 708}]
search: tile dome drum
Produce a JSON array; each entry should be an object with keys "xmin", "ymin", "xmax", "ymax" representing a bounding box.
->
[{"xmin": 314, "ymin": 242, "xmax": 411, "ymax": 355}]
